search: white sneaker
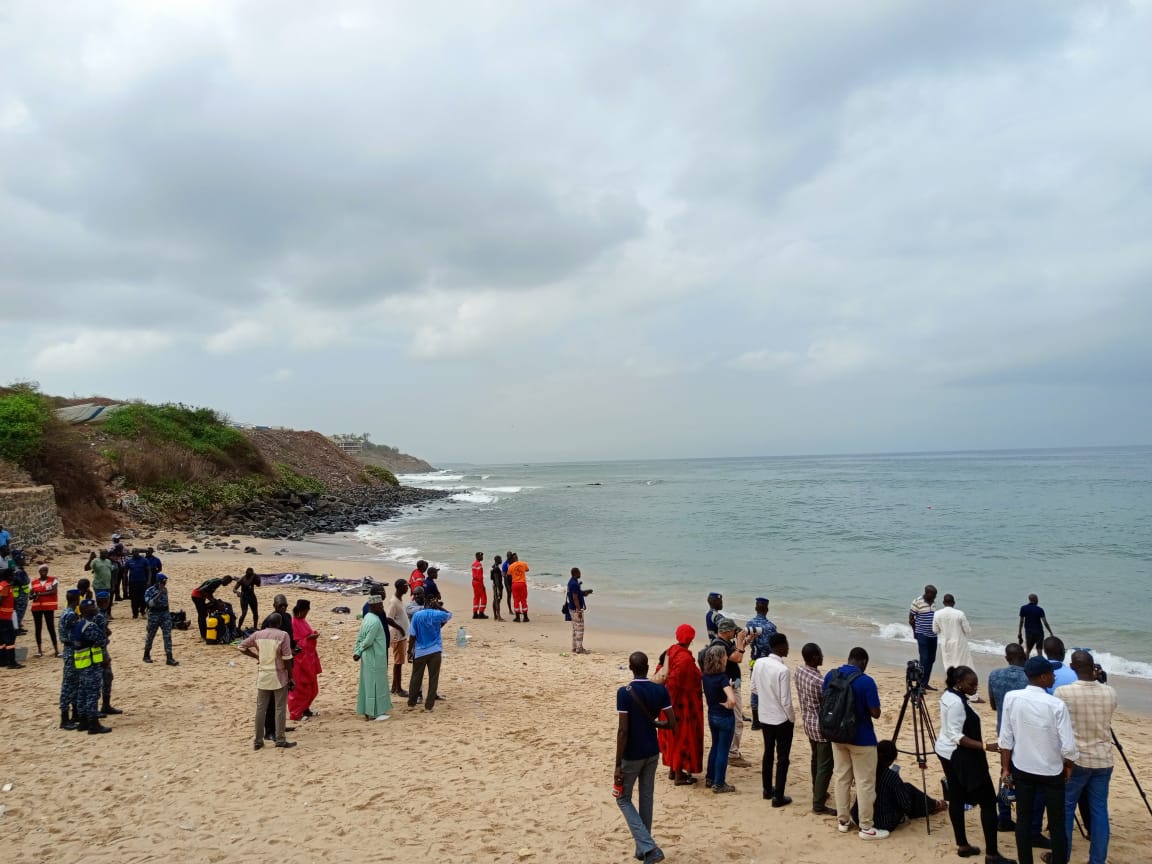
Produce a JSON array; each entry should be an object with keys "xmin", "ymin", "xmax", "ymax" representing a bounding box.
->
[
  {"xmin": 373, "ymin": 714, "xmax": 391, "ymax": 721},
  {"xmin": 837, "ymin": 821, "xmax": 852, "ymax": 834},
  {"xmin": 859, "ymin": 827, "xmax": 889, "ymax": 840}
]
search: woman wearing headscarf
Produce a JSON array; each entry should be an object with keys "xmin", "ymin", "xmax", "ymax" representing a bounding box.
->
[
  {"xmin": 287, "ymin": 599, "xmax": 322, "ymax": 721},
  {"xmin": 656, "ymin": 624, "xmax": 704, "ymax": 785}
]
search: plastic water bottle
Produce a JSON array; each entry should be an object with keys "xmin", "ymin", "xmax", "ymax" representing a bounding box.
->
[{"xmin": 456, "ymin": 626, "xmax": 467, "ymax": 649}]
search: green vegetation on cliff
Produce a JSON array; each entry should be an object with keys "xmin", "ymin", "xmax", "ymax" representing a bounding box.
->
[
  {"xmin": 0, "ymin": 386, "xmax": 52, "ymax": 464},
  {"xmin": 362, "ymin": 464, "xmax": 399, "ymax": 486},
  {"xmin": 104, "ymin": 403, "xmax": 262, "ymax": 471}
]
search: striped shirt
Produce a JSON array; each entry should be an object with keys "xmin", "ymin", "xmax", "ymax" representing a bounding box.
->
[
  {"xmin": 794, "ymin": 663, "xmax": 827, "ymax": 743},
  {"xmin": 1055, "ymin": 680, "xmax": 1117, "ymax": 769},
  {"xmin": 909, "ymin": 596, "xmax": 936, "ymax": 637}
]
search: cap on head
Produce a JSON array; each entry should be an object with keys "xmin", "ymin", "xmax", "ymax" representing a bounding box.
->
[
  {"xmin": 716, "ymin": 616, "xmax": 737, "ymax": 634},
  {"xmin": 66, "ymin": 589, "xmax": 81, "ymax": 598},
  {"xmin": 755, "ymin": 596, "xmax": 769, "ymax": 605},
  {"xmin": 1024, "ymin": 657, "xmax": 1054, "ymax": 678},
  {"xmin": 427, "ymin": 566, "xmax": 439, "ymax": 575},
  {"xmin": 707, "ymin": 592, "xmax": 721, "ymax": 600},
  {"xmin": 80, "ymin": 598, "xmax": 96, "ymax": 608},
  {"xmin": 39, "ymin": 565, "xmax": 49, "ymax": 572},
  {"xmin": 112, "ymin": 533, "xmax": 121, "ymax": 540},
  {"xmin": 156, "ymin": 573, "xmax": 168, "ymax": 581}
]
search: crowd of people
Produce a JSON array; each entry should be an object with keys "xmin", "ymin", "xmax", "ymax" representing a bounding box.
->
[
  {"xmin": 0, "ymin": 526, "xmax": 1127, "ymax": 863},
  {"xmin": 614, "ymin": 589, "xmax": 1121, "ymax": 864}
]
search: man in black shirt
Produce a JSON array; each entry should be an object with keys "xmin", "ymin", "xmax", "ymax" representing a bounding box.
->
[{"xmin": 615, "ymin": 651, "xmax": 676, "ymax": 864}]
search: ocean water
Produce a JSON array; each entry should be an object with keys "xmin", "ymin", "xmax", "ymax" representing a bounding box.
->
[{"xmin": 356, "ymin": 447, "xmax": 1152, "ymax": 680}]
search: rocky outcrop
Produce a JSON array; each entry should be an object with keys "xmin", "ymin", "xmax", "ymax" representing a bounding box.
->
[{"xmin": 187, "ymin": 484, "xmax": 450, "ymax": 540}]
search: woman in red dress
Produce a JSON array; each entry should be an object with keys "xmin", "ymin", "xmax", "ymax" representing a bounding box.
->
[
  {"xmin": 288, "ymin": 599, "xmax": 323, "ymax": 721},
  {"xmin": 656, "ymin": 624, "xmax": 704, "ymax": 784}
]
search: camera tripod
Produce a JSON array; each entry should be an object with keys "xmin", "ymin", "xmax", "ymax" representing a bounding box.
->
[{"xmin": 892, "ymin": 681, "xmax": 938, "ymax": 835}]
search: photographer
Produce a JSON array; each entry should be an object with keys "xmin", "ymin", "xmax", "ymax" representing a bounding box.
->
[
  {"xmin": 1055, "ymin": 650, "xmax": 1117, "ymax": 864},
  {"xmin": 700, "ymin": 617, "xmax": 751, "ymax": 769},
  {"xmin": 565, "ymin": 567, "xmax": 593, "ymax": 654},
  {"xmin": 407, "ymin": 595, "xmax": 453, "ymax": 712}
]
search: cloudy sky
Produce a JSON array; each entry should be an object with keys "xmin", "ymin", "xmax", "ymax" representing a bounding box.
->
[{"xmin": 3, "ymin": 1, "xmax": 1151, "ymax": 463}]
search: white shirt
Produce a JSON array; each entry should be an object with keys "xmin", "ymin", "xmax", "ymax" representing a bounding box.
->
[
  {"xmin": 935, "ymin": 689, "xmax": 968, "ymax": 760},
  {"xmin": 999, "ymin": 684, "xmax": 1078, "ymax": 776},
  {"xmin": 750, "ymin": 653, "xmax": 794, "ymax": 725}
]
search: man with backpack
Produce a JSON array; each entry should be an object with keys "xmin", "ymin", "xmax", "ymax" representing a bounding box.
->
[{"xmin": 822, "ymin": 646, "xmax": 887, "ymax": 840}]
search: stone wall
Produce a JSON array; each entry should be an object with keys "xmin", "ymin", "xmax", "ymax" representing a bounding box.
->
[{"xmin": 0, "ymin": 486, "xmax": 63, "ymax": 546}]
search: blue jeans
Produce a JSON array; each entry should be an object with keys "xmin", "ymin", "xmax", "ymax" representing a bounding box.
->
[
  {"xmin": 617, "ymin": 754, "xmax": 660, "ymax": 859},
  {"xmin": 916, "ymin": 633, "xmax": 938, "ymax": 686},
  {"xmin": 1065, "ymin": 766, "xmax": 1111, "ymax": 864},
  {"xmin": 707, "ymin": 709, "xmax": 735, "ymax": 787}
]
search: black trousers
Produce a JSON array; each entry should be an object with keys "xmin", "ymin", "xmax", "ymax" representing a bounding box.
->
[
  {"xmin": 939, "ymin": 754, "xmax": 999, "ymax": 851},
  {"xmin": 129, "ymin": 583, "xmax": 148, "ymax": 617},
  {"xmin": 238, "ymin": 591, "xmax": 258, "ymax": 628},
  {"xmin": 192, "ymin": 596, "xmax": 209, "ymax": 640},
  {"xmin": 33, "ymin": 610, "xmax": 58, "ymax": 652},
  {"xmin": 408, "ymin": 651, "xmax": 443, "ymax": 710},
  {"xmin": 1013, "ymin": 767, "xmax": 1067, "ymax": 864},
  {"xmin": 760, "ymin": 720, "xmax": 794, "ymax": 800}
]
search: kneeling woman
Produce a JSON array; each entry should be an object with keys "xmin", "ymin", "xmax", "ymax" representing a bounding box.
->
[{"xmin": 935, "ymin": 665, "xmax": 1016, "ymax": 864}]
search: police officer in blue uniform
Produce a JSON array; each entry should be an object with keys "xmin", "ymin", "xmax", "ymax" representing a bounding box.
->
[
  {"xmin": 72, "ymin": 599, "xmax": 112, "ymax": 734},
  {"xmin": 143, "ymin": 573, "xmax": 179, "ymax": 666},
  {"xmin": 93, "ymin": 591, "xmax": 123, "ymax": 716},
  {"xmin": 58, "ymin": 588, "xmax": 82, "ymax": 729}
]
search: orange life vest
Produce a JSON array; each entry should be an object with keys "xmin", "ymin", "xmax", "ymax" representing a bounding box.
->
[{"xmin": 31, "ymin": 576, "xmax": 59, "ymax": 612}]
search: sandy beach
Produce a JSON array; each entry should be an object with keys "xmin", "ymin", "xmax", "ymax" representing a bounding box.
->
[{"xmin": 5, "ymin": 535, "xmax": 1151, "ymax": 864}]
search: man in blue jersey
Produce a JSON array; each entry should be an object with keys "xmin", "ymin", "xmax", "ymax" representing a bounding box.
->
[
  {"xmin": 705, "ymin": 592, "xmax": 723, "ymax": 640},
  {"xmin": 908, "ymin": 585, "xmax": 938, "ymax": 691}
]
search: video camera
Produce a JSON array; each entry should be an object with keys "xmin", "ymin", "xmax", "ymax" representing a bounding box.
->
[{"xmin": 906, "ymin": 659, "xmax": 924, "ymax": 691}]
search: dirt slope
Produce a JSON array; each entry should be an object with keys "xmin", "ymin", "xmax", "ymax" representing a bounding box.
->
[{"xmin": 241, "ymin": 428, "xmax": 376, "ymax": 491}]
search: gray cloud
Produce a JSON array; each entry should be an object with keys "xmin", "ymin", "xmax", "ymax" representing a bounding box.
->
[{"xmin": 2, "ymin": 0, "xmax": 1151, "ymax": 460}]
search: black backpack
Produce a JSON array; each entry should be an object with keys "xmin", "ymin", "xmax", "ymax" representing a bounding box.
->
[{"xmin": 819, "ymin": 668, "xmax": 863, "ymax": 743}]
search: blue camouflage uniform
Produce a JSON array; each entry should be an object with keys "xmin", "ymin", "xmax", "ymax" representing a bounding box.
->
[
  {"xmin": 58, "ymin": 603, "xmax": 80, "ymax": 713},
  {"xmin": 144, "ymin": 582, "xmax": 173, "ymax": 657},
  {"xmin": 72, "ymin": 616, "xmax": 105, "ymax": 720},
  {"xmin": 747, "ymin": 607, "xmax": 777, "ymax": 721},
  {"xmin": 92, "ymin": 599, "xmax": 114, "ymax": 708}
]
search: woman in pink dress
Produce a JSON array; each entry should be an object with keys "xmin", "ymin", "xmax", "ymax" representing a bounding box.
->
[{"xmin": 288, "ymin": 599, "xmax": 322, "ymax": 721}]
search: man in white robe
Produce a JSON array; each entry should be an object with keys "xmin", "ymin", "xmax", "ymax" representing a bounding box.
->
[{"xmin": 932, "ymin": 594, "xmax": 981, "ymax": 700}]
